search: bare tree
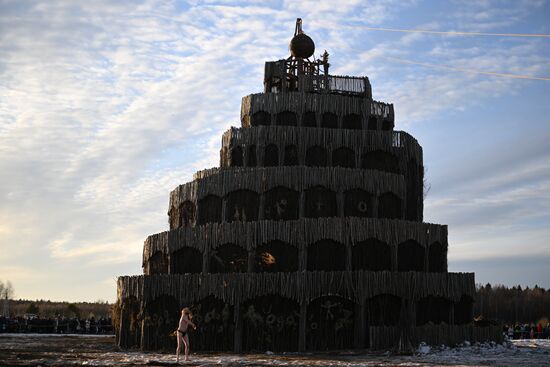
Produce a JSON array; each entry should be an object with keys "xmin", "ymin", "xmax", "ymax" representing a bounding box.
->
[
  {"xmin": 423, "ymin": 167, "xmax": 431, "ymax": 200},
  {"xmin": 1, "ymin": 280, "xmax": 14, "ymax": 317}
]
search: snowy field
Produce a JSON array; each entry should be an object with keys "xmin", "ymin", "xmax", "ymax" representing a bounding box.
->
[{"xmin": 0, "ymin": 334, "xmax": 549, "ymax": 366}]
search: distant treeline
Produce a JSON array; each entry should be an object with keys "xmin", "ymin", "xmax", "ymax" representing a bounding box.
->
[
  {"xmin": 9, "ymin": 300, "xmax": 112, "ymax": 319},
  {"xmin": 474, "ymin": 284, "xmax": 549, "ymax": 325},
  {"xmin": 7, "ymin": 284, "xmax": 549, "ymax": 325}
]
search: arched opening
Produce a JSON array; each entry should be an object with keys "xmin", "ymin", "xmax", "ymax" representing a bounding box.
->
[
  {"xmin": 191, "ymin": 296, "xmax": 234, "ymax": 351},
  {"xmin": 143, "ymin": 295, "xmax": 179, "ymax": 350},
  {"xmin": 255, "ymin": 240, "xmax": 298, "ymax": 272},
  {"xmin": 307, "ymin": 239, "xmax": 346, "ymax": 271},
  {"xmin": 170, "ymin": 247, "xmax": 202, "ymax": 274},
  {"xmin": 428, "ymin": 242, "xmax": 446, "ymax": 272},
  {"xmin": 378, "ymin": 192, "xmax": 402, "ymax": 219},
  {"xmin": 342, "ymin": 113, "xmax": 361, "ymax": 130},
  {"xmin": 398, "ymin": 239, "xmax": 425, "ymax": 272},
  {"xmin": 264, "ymin": 186, "xmax": 299, "ymax": 220},
  {"xmin": 361, "ymin": 150, "xmax": 400, "ymax": 173},
  {"xmin": 284, "ymin": 144, "xmax": 299, "ymax": 166},
  {"xmin": 416, "ymin": 296, "xmax": 452, "ymax": 326},
  {"xmin": 332, "ymin": 147, "xmax": 355, "ymax": 168},
  {"xmin": 226, "ymin": 189, "xmax": 259, "ymax": 222},
  {"xmin": 209, "ymin": 243, "xmax": 247, "ymax": 273},
  {"xmin": 264, "ymin": 144, "xmax": 279, "ymax": 167},
  {"xmin": 247, "ymin": 145, "xmax": 257, "ymax": 167},
  {"xmin": 231, "ymin": 146, "xmax": 243, "ymax": 167},
  {"xmin": 179, "ymin": 200, "xmax": 195, "ymax": 227},
  {"xmin": 406, "ymin": 159, "xmax": 421, "ymax": 220},
  {"xmin": 321, "ymin": 112, "xmax": 338, "ymax": 128},
  {"xmin": 169, "ymin": 206, "xmax": 179, "ymax": 229},
  {"xmin": 305, "ymin": 146, "xmax": 327, "ymax": 167},
  {"xmin": 454, "ymin": 295, "xmax": 473, "ymax": 325},
  {"xmin": 367, "ymin": 116, "xmax": 377, "ymax": 130},
  {"xmin": 302, "ymin": 111, "xmax": 317, "ymax": 127},
  {"xmin": 198, "ymin": 195, "xmax": 222, "ymax": 224},
  {"xmin": 305, "ymin": 186, "xmax": 337, "ymax": 218},
  {"xmin": 276, "ymin": 111, "xmax": 297, "ymax": 126},
  {"xmin": 366, "ymin": 294, "xmax": 401, "ymax": 326},
  {"xmin": 382, "ymin": 119, "xmax": 393, "ymax": 131},
  {"xmin": 352, "ymin": 238, "xmax": 391, "ymax": 271},
  {"xmin": 344, "ymin": 189, "xmax": 373, "ymax": 218},
  {"xmin": 242, "ymin": 295, "xmax": 299, "ymax": 352},
  {"xmin": 148, "ymin": 251, "xmax": 168, "ymax": 275},
  {"xmin": 307, "ymin": 296, "xmax": 355, "ymax": 350},
  {"xmin": 118, "ymin": 296, "xmax": 141, "ymax": 349},
  {"xmin": 251, "ymin": 111, "xmax": 270, "ymax": 126}
]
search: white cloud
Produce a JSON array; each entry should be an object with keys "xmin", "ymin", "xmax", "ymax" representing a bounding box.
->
[{"xmin": 1, "ymin": 0, "xmax": 549, "ymax": 300}]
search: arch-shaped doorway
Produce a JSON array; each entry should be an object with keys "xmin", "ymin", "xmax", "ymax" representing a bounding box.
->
[
  {"xmin": 118, "ymin": 296, "xmax": 141, "ymax": 349},
  {"xmin": 170, "ymin": 247, "xmax": 202, "ymax": 274},
  {"xmin": 255, "ymin": 240, "xmax": 298, "ymax": 273},
  {"xmin": 209, "ymin": 243, "xmax": 248, "ymax": 273},
  {"xmin": 305, "ymin": 186, "xmax": 337, "ymax": 218},
  {"xmin": 191, "ymin": 296, "xmax": 234, "ymax": 351},
  {"xmin": 332, "ymin": 147, "xmax": 355, "ymax": 168},
  {"xmin": 143, "ymin": 295, "xmax": 179, "ymax": 350},
  {"xmin": 148, "ymin": 251, "xmax": 168, "ymax": 275},
  {"xmin": 307, "ymin": 239, "xmax": 346, "ymax": 271},
  {"xmin": 307, "ymin": 296, "xmax": 355, "ymax": 350},
  {"xmin": 197, "ymin": 195, "xmax": 222, "ymax": 224},
  {"xmin": 352, "ymin": 238, "xmax": 391, "ymax": 271},
  {"xmin": 416, "ymin": 296, "xmax": 452, "ymax": 326},
  {"xmin": 263, "ymin": 186, "xmax": 299, "ymax": 221},
  {"xmin": 398, "ymin": 239, "xmax": 425, "ymax": 272},
  {"xmin": 226, "ymin": 190, "xmax": 259, "ymax": 222},
  {"xmin": 242, "ymin": 294, "xmax": 299, "ymax": 352}
]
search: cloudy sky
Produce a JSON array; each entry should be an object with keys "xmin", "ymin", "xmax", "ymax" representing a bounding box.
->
[{"xmin": 1, "ymin": 0, "xmax": 549, "ymax": 302}]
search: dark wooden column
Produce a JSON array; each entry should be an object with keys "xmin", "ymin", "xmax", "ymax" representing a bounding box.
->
[
  {"xmin": 140, "ymin": 318, "xmax": 149, "ymax": 351},
  {"xmin": 299, "ymin": 300, "xmax": 307, "ymax": 352},
  {"xmin": 391, "ymin": 243, "xmax": 398, "ymax": 272},
  {"xmin": 233, "ymin": 302, "xmax": 242, "ymax": 353},
  {"xmin": 221, "ymin": 197, "xmax": 228, "ymax": 223},
  {"xmin": 298, "ymin": 191, "xmax": 305, "ymax": 218},
  {"xmin": 372, "ymin": 195, "xmax": 379, "ymax": 218},
  {"xmin": 202, "ymin": 247, "xmax": 210, "ymax": 274},
  {"xmin": 299, "ymin": 243, "xmax": 307, "ymax": 271},
  {"xmin": 337, "ymin": 190, "xmax": 344, "ymax": 217},
  {"xmin": 354, "ymin": 298, "xmax": 366, "ymax": 348},
  {"xmin": 346, "ymin": 243, "xmax": 352, "ymax": 271},
  {"xmin": 424, "ymin": 244, "xmax": 429, "ymax": 272},
  {"xmin": 247, "ymin": 249, "xmax": 255, "ymax": 273},
  {"xmin": 258, "ymin": 194, "xmax": 266, "ymax": 220}
]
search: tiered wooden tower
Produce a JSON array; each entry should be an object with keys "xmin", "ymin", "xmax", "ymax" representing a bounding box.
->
[{"xmin": 115, "ymin": 19, "xmax": 501, "ymax": 352}]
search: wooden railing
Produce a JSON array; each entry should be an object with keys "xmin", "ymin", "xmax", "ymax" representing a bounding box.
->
[{"xmin": 298, "ymin": 75, "xmax": 372, "ymax": 97}]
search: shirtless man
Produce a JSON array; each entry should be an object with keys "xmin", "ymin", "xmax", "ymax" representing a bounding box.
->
[{"xmin": 176, "ymin": 308, "xmax": 197, "ymax": 363}]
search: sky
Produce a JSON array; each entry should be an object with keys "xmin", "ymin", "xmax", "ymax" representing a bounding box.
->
[{"xmin": 0, "ymin": 0, "xmax": 549, "ymax": 303}]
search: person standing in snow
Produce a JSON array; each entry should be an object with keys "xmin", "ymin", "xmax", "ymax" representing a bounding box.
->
[{"xmin": 175, "ymin": 307, "xmax": 197, "ymax": 363}]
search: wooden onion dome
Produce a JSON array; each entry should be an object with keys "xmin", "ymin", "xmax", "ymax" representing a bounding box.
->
[{"xmin": 289, "ymin": 18, "xmax": 315, "ymax": 59}]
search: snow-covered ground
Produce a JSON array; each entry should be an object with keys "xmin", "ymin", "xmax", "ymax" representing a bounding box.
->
[{"xmin": 0, "ymin": 334, "xmax": 549, "ymax": 366}]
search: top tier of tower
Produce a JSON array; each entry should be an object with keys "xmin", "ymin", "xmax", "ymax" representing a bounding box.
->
[{"xmin": 240, "ymin": 19, "xmax": 394, "ymax": 131}]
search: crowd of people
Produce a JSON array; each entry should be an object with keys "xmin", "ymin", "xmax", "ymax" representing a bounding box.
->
[
  {"xmin": 0, "ymin": 315, "xmax": 114, "ymax": 334},
  {"xmin": 504, "ymin": 322, "xmax": 550, "ymax": 339},
  {"xmin": 2, "ymin": 314, "xmax": 549, "ymax": 342}
]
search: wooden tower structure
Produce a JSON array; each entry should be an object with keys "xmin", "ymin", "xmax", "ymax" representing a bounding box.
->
[{"xmin": 115, "ymin": 19, "xmax": 502, "ymax": 352}]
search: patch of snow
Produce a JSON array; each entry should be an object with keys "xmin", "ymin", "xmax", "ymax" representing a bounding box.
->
[
  {"xmin": 0, "ymin": 333, "xmax": 112, "ymax": 338},
  {"xmin": 1, "ymin": 335, "xmax": 549, "ymax": 366},
  {"xmin": 418, "ymin": 342, "xmax": 431, "ymax": 354}
]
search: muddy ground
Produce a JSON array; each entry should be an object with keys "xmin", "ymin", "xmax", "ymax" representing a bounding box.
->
[{"xmin": 0, "ymin": 334, "xmax": 549, "ymax": 366}]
